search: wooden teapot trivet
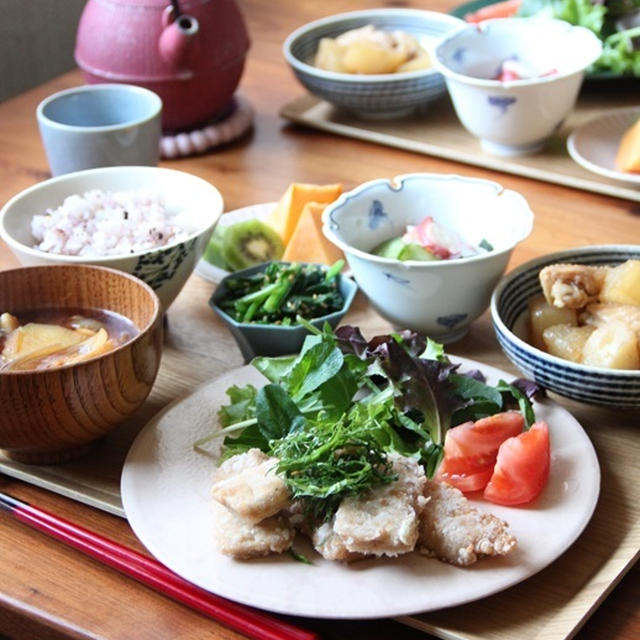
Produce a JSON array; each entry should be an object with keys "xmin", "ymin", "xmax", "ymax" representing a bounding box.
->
[{"xmin": 160, "ymin": 93, "xmax": 253, "ymax": 159}]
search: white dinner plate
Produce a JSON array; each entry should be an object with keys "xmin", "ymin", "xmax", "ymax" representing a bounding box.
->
[
  {"xmin": 121, "ymin": 357, "xmax": 600, "ymax": 619},
  {"xmin": 567, "ymin": 106, "xmax": 640, "ymax": 187},
  {"xmin": 194, "ymin": 202, "xmax": 277, "ymax": 283}
]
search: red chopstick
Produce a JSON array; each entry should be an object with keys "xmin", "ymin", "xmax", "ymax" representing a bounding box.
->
[{"xmin": 0, "ymin": 491, "xmax": 317, "ymax": 640}]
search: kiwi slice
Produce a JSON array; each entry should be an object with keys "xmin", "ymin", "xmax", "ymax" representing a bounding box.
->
[
  {"xmin": 203, "ymin": 225, "xmax": 230, "ymax": 269},
  {"xmin": 222, "ymin": 219, "xmax": 284, "ymax": 270}
]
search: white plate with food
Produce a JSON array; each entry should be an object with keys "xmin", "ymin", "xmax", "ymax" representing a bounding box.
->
[
  {"xmin": 121, "ymin": 354, "xmax": 600, "ymax": 619},
  {"xmin": 194, "ymin": 202, "xmax": 277, "ymax": 283},
  {"xmin": 567, "ymin": 107, "xmax": 640, "ymax": 187}
]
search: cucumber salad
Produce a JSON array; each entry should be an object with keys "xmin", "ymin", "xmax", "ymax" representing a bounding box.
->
[{"xmin": 372, "ymin": 215, "xmax": 493, "ymax": 262}]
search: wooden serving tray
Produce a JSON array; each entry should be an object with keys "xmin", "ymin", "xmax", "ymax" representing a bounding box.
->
[
  {"xmin": 1, "ymin": 276, "xmax": 638, "ymax": 640},
  {"xmin": 280, "ymin": 88, "xmax": 640, "ymax": 203}
]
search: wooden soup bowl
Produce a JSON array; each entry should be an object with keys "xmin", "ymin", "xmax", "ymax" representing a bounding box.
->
[{"xmin": 0, "ymin": 264, "xmax": 163, "ymax": 464}]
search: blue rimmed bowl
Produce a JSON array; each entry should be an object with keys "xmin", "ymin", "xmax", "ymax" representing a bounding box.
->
[
  {"xmin": 433, "ymin": 18, "xmax": 602, "ymax": 156},
  {"xmin": 283, "ymin": 9, "xmax": 464, "ymax": 119},
  {"xmin": 209, "ymin": 262, "xmax": 358, "ymax": 362},
  {"xmin": 322, "ymin": 173, "xmax": 533, "ymax": 342},
  {"xmin": 491, "ymin": 245, "xmax": 640, "ymax": 408}
]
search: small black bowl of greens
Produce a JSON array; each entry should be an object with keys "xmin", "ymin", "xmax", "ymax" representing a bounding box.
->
[{"xmin": 209, "ymin": 260, "xmax": 358, "ymax": 361}]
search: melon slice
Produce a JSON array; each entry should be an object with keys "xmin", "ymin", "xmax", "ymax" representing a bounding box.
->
[
  {"xmin": 615, "ymin": 118, "xmax": 640, "ymax": 173},
  {"xmin": 282, "ymin": 201, "xmax": 345, "ymax": 266},
  {"xmin": 266, "ymin": 183, "xmax": 342, "ymax": 245}
]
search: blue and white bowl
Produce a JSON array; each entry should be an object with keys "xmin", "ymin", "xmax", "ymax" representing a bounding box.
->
[
  {"xmin": 322, "ymin": 173, "xmax": 533, "ymax": 342},
  {"xmin": 433, "ymin": 18, "xmax": 602, "ymax": 156},
  {"xmin": 491, "ymin": 245, "xmax": 640, "ymax": 408},
  {"xmin": 283, "ymin": 9, "xmax": 464, "ymax": 119}
]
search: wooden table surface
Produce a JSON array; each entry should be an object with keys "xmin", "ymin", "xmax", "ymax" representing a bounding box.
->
[{"xmin": 0, "ymin": 1, "xmax": 638, "ymax": 639}]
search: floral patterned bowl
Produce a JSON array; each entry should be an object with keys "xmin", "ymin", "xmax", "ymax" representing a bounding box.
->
[
  {"xmin": 0, "ymin": 166, "xmax": 223, "ymax": 309},
  {"xmin": 322, "ymin": 173, "xmax": 533, "ymax": 343},
  {"xmin": 433, "ymin": 18, "xmax": 602, "ymax": 156}
]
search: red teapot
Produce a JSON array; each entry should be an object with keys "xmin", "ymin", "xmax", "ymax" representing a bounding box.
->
[{"xmin": 75, "ymin": 0, "xmax": 250, "ymax": 132}]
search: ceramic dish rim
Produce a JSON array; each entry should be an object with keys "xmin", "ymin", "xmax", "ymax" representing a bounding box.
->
[
  {"xmin": 0, "ymin": 166, "xmax": 224, "ymax": 263},
  {"xmin": 433, "ymin": 17, "xmax": 602, "ymax": 88},
  {"xmin": 566, "ymin": 106, "xmax": 640, "ymax": 186},
  {"xmin": 322, "ymin": 172, "xmax": 534, "ymax": 266},
  {"xmin": 36, "ymin": 83, "xmax": 163, "ymax": 133}
]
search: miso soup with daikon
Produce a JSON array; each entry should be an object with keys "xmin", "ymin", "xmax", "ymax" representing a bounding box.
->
[{"xmin": 0, "ymin": 307, "xmax": 138, "ymax": 372}]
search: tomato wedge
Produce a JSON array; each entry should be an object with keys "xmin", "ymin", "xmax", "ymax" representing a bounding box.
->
[
  {"xmin": 436, "ymin": 465, "xmax": 494, "ymax": 493},
  {"xmin": 464, "ymin": 0, "xmax": 522, "ymax": 23},
  {"xmin": 483, "ymin": 421, "xmax": 551, "ymax": 506},
  {"xmin": 437, "ymin": 412, "xmax": 525, "ymax": 492},
  {"xmin": 442, "ymin": 412, "xmax": 525, "ymax": 474}
]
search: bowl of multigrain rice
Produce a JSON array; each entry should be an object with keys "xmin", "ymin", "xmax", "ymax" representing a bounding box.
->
[{"xmin": 0, "ymin": 166, "xmax": 224, "ymax": 309}]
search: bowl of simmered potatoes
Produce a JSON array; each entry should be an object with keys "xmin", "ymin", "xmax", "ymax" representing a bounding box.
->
[
  {"xmin": 491, "ymin": 245, "xmax": 640, "ymax": 408},
  {"xmin": 283, "ymin": 8, "xmax": 464, "ymax": 119}
]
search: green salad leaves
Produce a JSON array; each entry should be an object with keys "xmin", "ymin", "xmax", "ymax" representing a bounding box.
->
[
  {"xmin": 518, "ymin": 0, "xmax": 640, "ymax": 75},
  {"xmin": 199, "ymin": 321, "xmax": 542, "ymax": 521}
]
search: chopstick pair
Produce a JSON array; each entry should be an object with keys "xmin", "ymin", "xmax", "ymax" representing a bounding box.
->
[{"xmin": 0, "ymin": 491, "xmax": 317, "ymax": 640}]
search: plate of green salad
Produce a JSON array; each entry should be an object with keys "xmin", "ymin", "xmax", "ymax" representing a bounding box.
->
[
  {"xmin": 121, "ymin": 324, "xmax": 600, "ymax": 618},
  {"xmin": 450, "ymin": 0, "xmax": 640, "ymax": 78}
]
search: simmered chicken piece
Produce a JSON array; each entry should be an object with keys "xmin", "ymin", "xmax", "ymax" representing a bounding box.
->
[
  {"xmin": 539, "ymin": 263, "xmax": 607, "ymax": 309},
  {"xmin": 534, "ymin": 260, "xmax": 640, "ymax": 370},
  {"xmin": 418, "ymin": 480, "xmax": 517, "ymax": 566}
]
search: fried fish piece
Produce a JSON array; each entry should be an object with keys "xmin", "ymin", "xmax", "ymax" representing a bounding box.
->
[
  {"xmin": 211, "ymin": 500, "xmax": 294, "ymax": 559},
  {"xmin": 211, "ymin": 449, "xmax": 291, "ymax": 523},
  {"xmin": 310, "ymin": 520, "xmax": 365, "ymax": 563},
  {"xmin": 418, "ymin": 480, "xmax": 517, "ymax": 566},
  {"xmin": 539, "ymin": 263, "xmax": 606, "ymax": 309},
  {"xmin": 313, "ymin": 454, "xmax": 428, "ymax": 561}
]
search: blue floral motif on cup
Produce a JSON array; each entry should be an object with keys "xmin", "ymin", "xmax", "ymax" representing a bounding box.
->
[
  {"xmin": 453, "ymin": 47, "xmax": 465, "ymax": 65},
  {"xmin": 368, "ymin": 199, "xmax": 389, "ymax": 230},
  {"xmin": 383, "ymin": 271, "xmax": 412, "ymax": 288},
  {"xmin": 487, "ymin": 95, "xmax": 517, "ymax": 115},
  {"xmin": 437, "ymin": 313, "xmax": 467, "ymax": 329}
]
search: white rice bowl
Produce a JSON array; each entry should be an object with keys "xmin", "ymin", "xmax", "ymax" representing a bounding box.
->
[
  {"xmin": 0, "ymin": 166, "xmax": 224, "ymax": 309},
  {"xmin": 31, "ymin": 189, "xmax": 193, "ymax": 257}
]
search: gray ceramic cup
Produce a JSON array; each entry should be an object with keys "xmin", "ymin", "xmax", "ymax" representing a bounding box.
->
[{"xmin": 36, "ymin": 84, "xmax": 162, "ymax": 176}]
